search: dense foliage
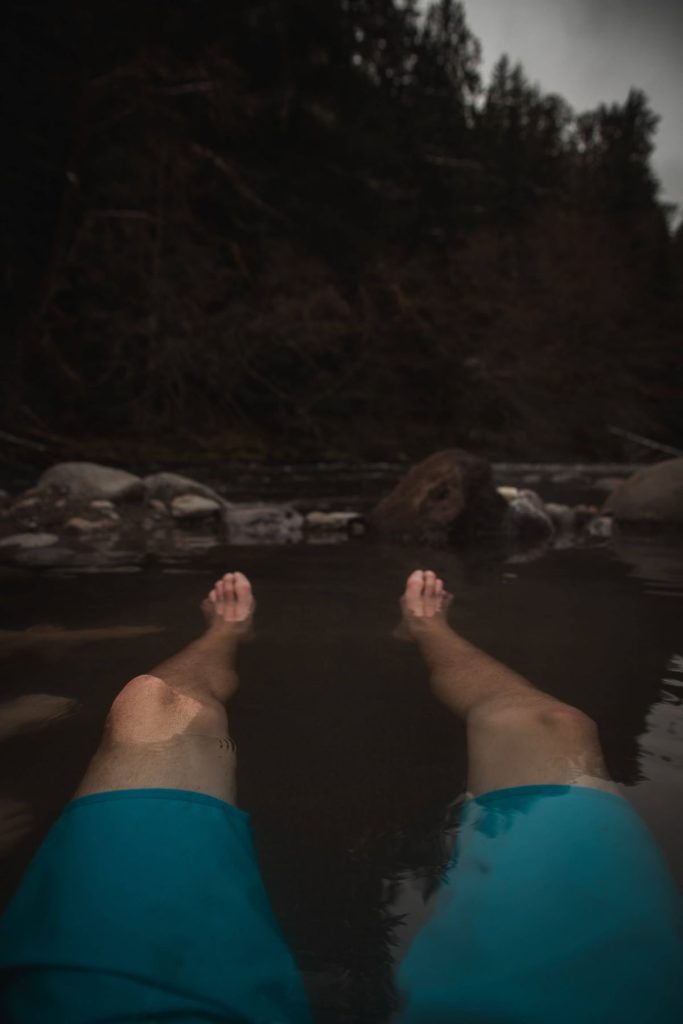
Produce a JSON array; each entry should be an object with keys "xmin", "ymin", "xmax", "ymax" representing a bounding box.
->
[{"xmin": 4, "ymin": 0, "xmax": 682, "ymax": 460}]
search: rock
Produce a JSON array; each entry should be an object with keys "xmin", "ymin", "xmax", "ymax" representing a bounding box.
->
[
  {"xmin": 370, "ymin": 449, "xmax": 505, "ymax": 541},
  {"xmin": 65, "ymin": 516, "xmax": 118, "ymax": 533},
  {"xmin": 148, "ymin": 499, "xmax": 168, "ymax": 514},
  {"xmin": 593, "ymin": 476, "xmax": 625, "ymax": 495},
  {"xmin": 573, "ymin": 504, "xmax": 600, "ymax": 527},
  {"xmin": 305, "ymin": 511, "xmax": 366, "ymax": 535},
  {"xmin": 89, "ymin": 499, "xmax": 115, "ymax": 512},
  {"xmin": 12, "ymin": 496, "xmax": 40, "ymax": 511},
  {"xmin": 143, "ymin": 473, "xmax": 227, "ymax": 508},
  {"xmin": 0, "ymin": 532, "xmax": 59, "ymax": 550},
  {"xmin": 587, "ymin": 515, "xmax": 613, "ymax": 539},
  {"xmin": 504, "ymin": 490, "xmax": 554, "ymax": 541},
  {"xmin": 552, "ymin": 469, "xmax": 588, "ymax": 485},
  {"xmin": 545, "ymin": 503, "xmax": 576, "ymax": 532},
  {"xmin": 38, "ymin": 463, "xmax": 142, "ymax": 501},
  {"xmin": 497, "ymin": 486, "xmax": 520, "ymax": 502},
  {"xmin": 226, "ymin": 503, "xmax": 303, "ymax": 542},
  {"xmin": 604, "ymin": 459, "xmax": 683, "ymax": 527},
  {"xmin": 170, "ymin": 494, "xmax": 221, "ymax": 520}
]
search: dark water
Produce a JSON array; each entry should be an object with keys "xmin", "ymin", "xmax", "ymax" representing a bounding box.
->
[{"xmin": 0, "ymin": 468, "xmax": 682, "ymax": 1022}]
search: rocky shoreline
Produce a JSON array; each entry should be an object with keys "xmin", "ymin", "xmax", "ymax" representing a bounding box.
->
[{"xmin": 0, "ymin": 454, "xmax": 680, "ymax": 570}]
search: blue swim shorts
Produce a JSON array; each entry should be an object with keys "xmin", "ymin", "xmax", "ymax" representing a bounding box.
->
[
  {"xmin": 398, "ymin": 785, "xmax": 683, "ymax": 1024},
  {"xmin": 1, "ymin": 785, "xmax": 681, "ymax": 1023}
]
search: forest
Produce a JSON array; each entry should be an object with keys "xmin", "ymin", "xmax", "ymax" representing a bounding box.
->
[{"xmin": 3, "ymin": 0, "xmax": 682, "ymax": 462}]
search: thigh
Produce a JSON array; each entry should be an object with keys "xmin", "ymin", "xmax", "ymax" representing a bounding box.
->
[
  {"xmin": 398, "ymin": 786, "xmax": 683, "ymax": 1024},
  {"xmin": 76, "ymin": 674, "xmax": 237, "ymax": 804},
  {"xmin": 0, "ymin": 790, "xmax": 311, "ymax": 1023}
]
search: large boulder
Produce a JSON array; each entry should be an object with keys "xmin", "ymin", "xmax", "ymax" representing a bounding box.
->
[
  {"xmin": 605, "ymin": 459, "xmax": 683, "ymax": 527},
  {"xmin": 38, "ymin": 462, "xmax": 142, "ymax": 501},
  {"xmin": 369, "ymin": 449, "xmax": 505, "ymax": 541}
]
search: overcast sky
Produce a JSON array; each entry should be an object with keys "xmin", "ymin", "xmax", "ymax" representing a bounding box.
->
[{"xmin": 457, "ymin": 0, "xmax": 683, "ymax": 214}]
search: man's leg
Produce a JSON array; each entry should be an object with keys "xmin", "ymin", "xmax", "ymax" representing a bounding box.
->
[
  {"xmin": 0, "ymin": 571, "xmax": 313, "ymax": 1023},
  {"xmin": 397, "ymin": 570, "xmax": 683, "ymax": 1024},
  {"xmin": 400, "ymin": 568, "xmax": 614, "ymax": 795},
  {"xmin": 75, "ymin": 570, "xmax": 253, "ymax": 804}
]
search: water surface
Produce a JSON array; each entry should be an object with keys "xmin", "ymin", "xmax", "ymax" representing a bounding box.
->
[{"xmin": 1, "ymin": 478, "xmax": 681, "ymax": 1022}]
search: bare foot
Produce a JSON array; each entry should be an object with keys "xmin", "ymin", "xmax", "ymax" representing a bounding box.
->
[
  {"xmin": 201, "ymin": 571, "xmax": 255, "ymax": 638},
  {"xmin": 399, "ymin": 569, "xmax": 452, "ymax": 638}
]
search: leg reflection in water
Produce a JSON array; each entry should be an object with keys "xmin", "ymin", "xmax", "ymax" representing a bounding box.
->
[{"xmin": 0, "ymin": 570, "xmax": 681, "ymax": 1024}]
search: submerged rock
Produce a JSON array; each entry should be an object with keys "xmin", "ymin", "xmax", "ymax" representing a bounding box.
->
[
  {"xmin": 605, "ymin": 458, "xmax": 683, "ymax": 527},
  {"xmin": 0, "ymin": 532, "xmax": 59, "ymax": 550},
  {"xmin": 370, "ymin": 449, "xmax": 504, "ymax": 541}
]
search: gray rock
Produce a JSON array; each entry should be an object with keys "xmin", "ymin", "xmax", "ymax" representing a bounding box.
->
[
  {"xmin": 65, "ymin": 516, "xmax": 118, "ymax": 533},
  {"xmin": 552, "ymin": 470, "xmax": 587, "ymax": 485},
  {"xmin": 170, "ymin": 494, "xmax": 221, "ymax": 520},
  {"xmin": 593, "ymin": 476, "xmax": 625, "ymax": 495},
  {"xmin": 38, "ymin": 463, "xmax": 142, "ymax": 501},
  {"xmin": 143, "ymin": 473, "xmax": 227, "ymax": 508},
  {"xmin": 497, "ymin": 486, "xmax": 520, "ymax": 502},
  {"xmin": 605, "ymin": 459, "xmax": 683, "ymax": 527},
  {"xmin": 226, "ymin": 503, "xmax": 303, "ymax": 542},
  {"xmin": 587, "ymin": 515, "xmax": 613, "ymax": 539},
  {"xmin": 545, "ymin": 503, "xmax": 576, "ymax": 531},
  {"xmin": 573, "ymin": 504, "xmax": 601, "ymax": 527},
  {"xmin": 0, "ymin": 532, "xmax": 59, "ymax": 550},
  {"xmin": 12, "ymin": 496, "xmax": 40, "ymax": 511},
  {"xmin": 504, "ymin": 490, "xmax": 554, "ymax": 540},
  {"xmin": 89, "ymin": 499, "xmax": 116, "ymax": 512},
  {"xmin": 305, "ymin": 511, "xmax": 365, "ymax": 534}
]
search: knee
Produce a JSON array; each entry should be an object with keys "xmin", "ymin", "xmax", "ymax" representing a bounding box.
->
[
  {"xmin": 471, "ymin": 697, "xmax": 597, "ymax": 742},
  {"xmin": 106, "ymin": 674, "xmax": 223, "ymax": 744}
]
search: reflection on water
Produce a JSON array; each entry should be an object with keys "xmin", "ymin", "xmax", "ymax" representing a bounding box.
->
[{"xmin": 0, "ymin": 531, "xmax": 682, "ymax": 1022}]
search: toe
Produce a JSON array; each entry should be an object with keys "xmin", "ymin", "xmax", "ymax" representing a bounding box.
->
[
  {"xmin": 424, "ymin": 570, "xmax": 436, "ymax": 597},
  {"xmin": 435, "ymin": 577, "xmax": 444, "ymax": 596},
  {"xmin": 405, "ymin": 569, "xmax": 424, "ymax": 599},
  {"xmin": 233, "ymin": 571, "xmax": 252, "ymax": 603}
]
